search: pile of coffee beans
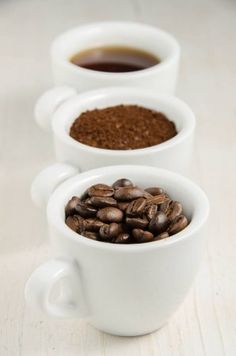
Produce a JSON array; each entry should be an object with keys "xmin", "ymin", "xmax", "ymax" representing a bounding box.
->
[
  {"xmin": 65, "ymin": 178, "xmax": 189, "ymax": 244},
  {"xmin": 69, "ymin": 105, "xmax": 177, "ymax": 150}
]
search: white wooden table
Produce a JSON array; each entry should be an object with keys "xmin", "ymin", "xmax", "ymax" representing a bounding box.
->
[{"xmin": 0, "ymin": 0, "xmax": 235, "ymax": 355}]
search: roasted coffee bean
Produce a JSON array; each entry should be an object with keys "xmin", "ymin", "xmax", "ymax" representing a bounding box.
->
[
  {"xmin": 146, "ymin": 193, "xmax": 167, "ymax": 206},
  {"xmin": 159, "ymin": 199, "xmax": 171, "ymax": 214},
  {"xmin": 97, "ymin": 207, "xmax": 123, "ymax": 223},
  {"xmin": 75, "ymin": 201, "xmax": 97, "ymax": 218},
  {"xmin": 132, "ymin": 229, "xmax": 154, "ymax": 243},
  {"xmin": 65, "ymin": 215, "xmax": 85, "ymax": 233},
  {"xmin": 65, "ymin": 196, "xmax": 80, "ymax": 217},
  {"xmin": 81, "ymin": 231, "xmax": 99, "ymax": 240},
  {"xmin": 86, "ymin": 196, "xmax": 117, "ymax": 208},
  {"xmin": 168, "ymin": 215, "xmax": 188, "ymax": 235},
  {"xmin": 114, "ymin": 187, "xmax": 144, "ymax": 201},
  {"xmin": 117, "ymin": 201, "xmax": 130, "ymax": 211},
  {"xmin": 166, "ymin": 201, "xmax": 182, "ymax": 221},
  {"xmin": 154, "ymin": 232, "xmax": 169, "ymax": 241},
  {"xmin": 88, "ymin": 184, "xmax": 114, "ymax": 197},
  {"xmin": 80, "ymin": 190, "xmax": 89, "ymax": 201},
  {"xmin": 145, "ymin": 187, "xmax": 164, "ymax": 196},
  {"xmin": 99, "ymin": 225, "xmax": 112, "ymax": 241},
  {"xmin": 112, "ymin": 178, "xmax": 134, "ymax": 189},
  {"xmin": 146, "ymin": 204, "xmax": 159, "ymax": 221},
  {"xmin": 99, "ymin": 223, "xmax": 123, "ymax": 240},
  {"xmin": 149, "ymin": 211, "xmax": 169, "ymax": 233},
  {"xmin": 126, "ymin": 216, "xmax": 148, "ymax": 229},
  {"xmin": 126, "ymin": 198, "xmax": 146, "ymax": 217},
  {"xmin": 109, "ymin": 223, "xmax": 123, "ymax": 237},
  {"xmin": 115, "ymin": 233, "xmax": 131, "ymax": 244},
  {"xmin": 143, "ymin": 191, "xmax": 153, "ymax": 199},
  {"xmin": 85, "ymin": 218, "xmax": 104, "ymax": 232}
]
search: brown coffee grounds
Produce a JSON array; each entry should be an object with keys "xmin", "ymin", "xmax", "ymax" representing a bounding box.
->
[{"xmin": 69, "ymin": 105, "xmax": 177, "ymax": 150}]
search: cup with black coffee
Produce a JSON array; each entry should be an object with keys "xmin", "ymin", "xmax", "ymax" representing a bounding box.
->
[{"xmin": 51, "ymin": 21, "xmax": 180, "ymax": 94}]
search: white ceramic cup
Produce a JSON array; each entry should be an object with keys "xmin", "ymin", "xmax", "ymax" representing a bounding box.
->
[
  {"xmin": 26, "ymin": 165, "xmax": 209, "ymax": 336},
  {"xmin": 51, "ymin": 22, "xmax": 180, "ymax": 94},
  {"xmin": 34, "ymin": 86, "xmax": 195, "ymax": 174}
]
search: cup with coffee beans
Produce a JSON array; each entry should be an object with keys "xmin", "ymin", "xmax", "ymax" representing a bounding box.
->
[
  {"xmin": 51, "ymin": 22, "xmax": 180, "ymax": 94},
  {"xmin": 26, "ymin": 165, "xmax": 209, "ymax": 336},
  {"xmin": 34, "ymin": 86, "xmax": 195, "ymax": 179}
]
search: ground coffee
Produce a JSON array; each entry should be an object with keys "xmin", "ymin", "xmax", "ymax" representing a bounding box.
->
[
  {"xmin": 65, "ymin": 178, "xmax": 189, "ymax": 244},
  {"xmin": 69, "ymin": 105, "xmax": 177, "ymax": 150}
]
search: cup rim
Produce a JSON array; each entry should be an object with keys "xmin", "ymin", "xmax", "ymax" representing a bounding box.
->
[
  {"xmin": 51, "ymin": 21, "xmax": 180, "ymax": 79},
  {"xmin": 47, "ymin": 165, "xmax": 209, "ymax": 252},
  {"xmin": 52, "ymin": 87, "xmax": 195, "ymax": 156}
]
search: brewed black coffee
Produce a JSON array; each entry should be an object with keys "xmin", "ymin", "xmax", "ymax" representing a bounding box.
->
[{"xmin": 70, "ymin": 46, "xmax": 160, "ymax": 73}]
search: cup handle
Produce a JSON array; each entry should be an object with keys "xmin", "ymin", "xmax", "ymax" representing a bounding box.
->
[
  {"xmin": 34, "ymin": 86, "xmax": 77, "ymax": 132},
  {"xmin": 25, "ymin": 258, "xmax": 87, "ymax": 318},
  {"xmin": 31, "ymin": 163, "xmax": 79, "ymax": 208}
]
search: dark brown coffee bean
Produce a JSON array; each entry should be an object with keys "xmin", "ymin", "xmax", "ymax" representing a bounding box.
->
[
  {"xmin": 166, "ymin": 201, "xmax": 183, "ymax": 221},
  {"xmin": 75, "ymin": 201, "xmax": 97, "ymax": 218},
  {"xmin": 80, "ymin": 190, "xmax": 89, "ymax": 201},
  {"xmin": 159, "ymin": 199, "xmax": 171, "ymax": 214},
  {"xmin": 99, "ymin": 223, "xmax": 123, "ymax": 241},
  {"xmin": 86, "ymin": 196, "xmax": 117, "ymax": 208},
  {"xmin": 117, "ymin": 201, "xmax": 130, "ymax": 211},
  {"xmin": 97, "ymin": 207, "xmax": 123, "ymax": 223},
  {"xmin": 126, "ymin": 217, "xmax": 148, "ymax": 229},
  {"xmin": 146, "ymin": 194, "xmax": 167, "ymax": 206},
  {"xmin": 149, "ymin": 211, "xmax": 169, "ymax": 233},
  {"xmin": 115, "ymin": 233, "xmax": 131, "ymax": 244},
  {"xmin": 112, "ymin": 178, "xmax": 134, "ymax": 189},
  {"xmin": 85, "ymin": 218, "xmax": 104, "ymax": 232},
  {"xmin": 99, "ymin": 224, "xmax": 112, "ymax": 241},
  {"xmin": 168, "ymin": 215, "xmax": 188, "ymax": 235},
  {"xmin": 146, "ymin": 204, "xmax": 159, "ymax": 221},
  {"xmin": 65, "ymin": 196, "xmax": 80, "ymax": 217},
  {"xmin": 114, "ymin": 187, "xmax": 144, "ymax": 201},
  {"xmin": 143, "ymin": 191, "xmax": 153, "ymax": 199},
  {"xmin": 145, "ymin": 187, "xmax": 164, "ymax": 196},
  {"xmin": 126, "ymin": 198, "xmax": 146, "ymax": 217},
  {"xmin": 65, "ymin": 215, "xmax": 85, "ymax": 233},
  {"xmin": 81, "ymin": 231, "xmax": 99, "ymax": 240},
  {"xmin": 154, "ymin": 232, "xmax": 169, "ymax": 241},
  {"xmin": 132, "ymin": 229, "xmax": 154, "ymax": 243},
  {"xmin": 109, "ymin": 223, "xmax": 123, "ymax": 237},
  {"xmin": 88, "ymin": 184, "xmax": 114, "ymax": 197}
]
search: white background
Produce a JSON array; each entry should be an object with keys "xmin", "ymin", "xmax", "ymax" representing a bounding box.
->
[{"xmin": 0, "ymin": 0, "xmax": 235, "ymax": 355}]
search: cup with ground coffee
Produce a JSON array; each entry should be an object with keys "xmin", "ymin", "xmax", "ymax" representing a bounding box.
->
[
  {"xmin": 34, "ymin": 86, "xmax": 195, "ymax": 178},
  {"xmin": 26, "ymin": 165, "xmax": 209, "ymax": 336},
  {"xmin": 51, "ymin": 22, "xmax": 180, "ymax": 94}
]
